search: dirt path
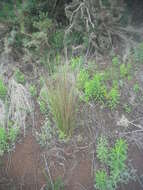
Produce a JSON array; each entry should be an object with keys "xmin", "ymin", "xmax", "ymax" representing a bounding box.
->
[
  {"xmin": 0, "ymin": 130, "xmax": 93, "ymax": 190},
  {"xmin": 0, "ymin": 132, "xmax": 45, "ymax": 190}
]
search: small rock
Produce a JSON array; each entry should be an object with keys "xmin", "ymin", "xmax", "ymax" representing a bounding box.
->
[{"xmin": 117, "ymin": 115, "xmax": 129, "ymax": 128}]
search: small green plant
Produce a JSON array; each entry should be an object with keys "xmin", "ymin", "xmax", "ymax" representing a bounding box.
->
[
  {"xmin": 0, "ymin": 77, "xmax": 7, "ymax": 100},
  {"xmin": 15, "ymin": 69, "xmax": 26, "ymax": 84},
  {"xmin": 45, "ymin": 176, "xmax": 64, "ymax": 190},
  {"xmin": 38, "ymin": 84, "xmax": 49, "ymax": 114},
  {"xmin": 95, "ymin": 170, "xmax": 109, "ymax": 190},
  {"xmin": 70, "ymin": 56, "xmax": 83, "ymax": 69},
  {"xmin": 0, "ymin": 123, "xmax": 19, "ymax": 156},
  {"xmin": 112, "ymin": 56, "xmax": 119, "ymax": 66},
  {"xmin": 96, "ymin": 136, "xmax": 108, "ymax": 163},
  {"xmin": 107, "ymin": 84, "xmax": 120, "ymax": 109},
  {"xmin": 95, "ymin": 137, "xmax": 135, "ymax": 190},
  {"xmin": 29, "ymin": 84, "xmax": 37, "ymax": 97},
  {"xmin": 38, "ymin": 98, "xmax": 48, "ymax": 114},
  {"xmin": 77, "ymin": 69, "xmax": 89, "ymax": 89},
  {"xmin": 84, "ymin": 73, "xmax": 107, "ymax": 102},
  {"xmin": 8, "ymin": 127, "xmax": 19, "ymax": 144},
  {"xmin": 35, "ymin": 120, "xmax": 52, "ymax": 147},
  {"xmin": 50, "ymin": 29, "xmax": 64, "ymax": 51},
  {"xmin": 124, "ymin": 104, "xmax": 131, "ymax": 113},
  {"xmin": 120, "ymin": 63, "xmax": 131, "ymax": 78},
  {"xmin": 134, "ymin": 42, "xmax": 143, "ymax": 64},
  {"xmin": 133, "ymin": 83, "xmax": 140, "ymax": 93},
  {"xmin": 0, "ymin": 127, "xmax": 8, "ymax": 156}
]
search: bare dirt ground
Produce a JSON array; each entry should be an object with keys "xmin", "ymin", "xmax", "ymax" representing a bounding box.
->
[{"xmin": 0, "ymin": 100, "xmax": 143, "ymax": 190}]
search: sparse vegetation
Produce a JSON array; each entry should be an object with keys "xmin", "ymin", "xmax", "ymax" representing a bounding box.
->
[
  {"xmin": 112, "ymin": 57, "xmax": 119, "ymax": 66},
  {"xmin": 0, "ymin": 77, "xmax": 7, "ymax": 100},
  {"xmin": 35, "ymin": 120, "xmax": 53, "ymax": 147},
  {"xmin": 124, "ymin": 104, "xmax": 132, "ymax": 114},
  {"xmin": 8, "ymin": 126, "xmax": 19, "ymax": 144},
  {"xmin": 77, "ymin": 69, "xmax": 89, "ymax": 90},
  {"xmin": 15, "ymin": 69, "xmax": 26, "ymax": 85},
  {"xmin": 133, "ymin": 83, "xmax": 140, "ymax": 93},
  {"xmin": 45, "ymin": 176, "xmax": 64, "ymax": 190},
  {"xmin": 0, "ymin": 125, "xmax": 19, "ymax": 156},
  {"xmin": 71, "ymin": 56, "xmax": 83, "ymax": 70},
  {"xmin": 29, "ymin": 84, "xmax": 37, "ymax": 97},
  {"xmin": 134, "ymin": 42, "xmax": 143, "ymax": 64},
  {"xmin": 0, "ymin": 1, "xmax": 143, "ymax": 189},
  {"xmin": 95, "ymin": 137, "xmax": 135, "ymax": 190},
  {"xmin": 120, "ymin": 63, "xmax": 132, "ymax": 78},
  {"xmin": 38, "ymin": 84, "xmax": 49, "ymax": 114},
  {"xmin": 107, "ymin": 85, "xmax": 120, "ymax": 109},
  {"xmin": 0, "ymin": 127, "xmax": 8, "ymax": 156}
]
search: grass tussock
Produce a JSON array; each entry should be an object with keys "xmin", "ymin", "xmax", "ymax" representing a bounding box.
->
[
  {"xmin": 8, "ymin": 78, "xmax": 33, "ymax": 136},
  {"xmin": 47, "ymin": 68, "xmax": 78, "ymax": 138}
]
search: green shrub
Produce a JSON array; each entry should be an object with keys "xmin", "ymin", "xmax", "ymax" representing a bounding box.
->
[
  {"xmin": 0, "ymin": 124, "xmax": 19, "ymax": 156},
  {"xmin": 95, "ymin": 137, "xmax": 135, "ymax": 190},
  {"xmin": 77, "ymin": 69, "xmax": 89, "ymax": 89},
  {"xmin": 8, "ymin": 127, "xmax": 19, "ymax": 144},
  {"xmin": 109, "ymin": 139, "xmax": 127, "ymax": 182},
  {"xmin": 0, "ymin": 2, "xmax": 15, "ymax": 23},
  {"xmin": 38, "ymin": 97, "xmax": 48, "ymax": 115},
  {"xmin": 0, "ymin": 127, "xmax": 8, "ymax": 156},
  {"xmin": 29, "ymin": 84, "xmax": 37, "ymax": 97},
  {"xmin": 45, "ymin": 176, "xmax": 64, "ymax": 190},
  {"xmin": 112, "ymin": 57, "xmax": 119, "ymax": 66},
  {"xmin": 70, "ymin": 56, "xmax": 83, "ymax": 70},
  {"xmin": 95, "ymin": 170, "xmax": 109, "ymax": 190},
  {"xmin": 38, "ymin": 84, "xmax": 49, "ymax": 114},
  {"xmin": 35, "ymin": 120, "xmax": 52, "ymax": 147},
  {"xmin": 133, "ymin": 83, "xmax": 140, "ymax": 93},
  {"xmin": 50, "ymin": 29, "xmax": 64, "ymax": 50},
  {"xmin": 0, "ymin": 78, "xmax": 7, "ymax": 100},
  {"xmin": 123, "ymin": 104, "xmax": 131, "ymax": 113},
  {"xmin": 120, "ymin": 63, "xmax": 131, "ymax": 78},
  {"xmin": 15, "ymin": 69, "xmax": 26, "ymax": 84},
  {"xmin": 107, "ymin": 85, "xmax": 120, "ymax": 109},
  {"xmin": 84, "ymin": 73, "xmax": 107, "ymax": 102},
  {"xmin": 134, "ymin": 42, "xmax": 143, "ymax": 64},
  {"xmin": 96, "ymin": 136, "xmax": 108, "ymax": 164}
]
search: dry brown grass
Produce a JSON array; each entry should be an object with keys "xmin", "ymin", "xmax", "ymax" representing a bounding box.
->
[{"xmin": 8, "ymin": 78, "xmax": 33, "ymax": 136}]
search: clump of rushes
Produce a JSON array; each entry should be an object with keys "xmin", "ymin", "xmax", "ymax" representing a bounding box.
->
[
  {"xmin": 47, "ymin": 68, "xmax": 78, "ymax": 138},
  {"xmin": 0, "ymin": 77, "xmax": 7, "ymax": 100}
]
